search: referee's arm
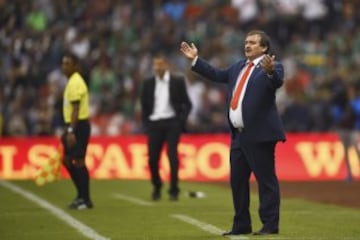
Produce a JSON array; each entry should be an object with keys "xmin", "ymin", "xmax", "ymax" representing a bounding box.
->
[
  {"xmin": 66, "ymin": 101, "xmax": 80, "ymax": 148},
  {"xmin": 70, "ymin": 101, "xmax": 80, "ymax": 129}
]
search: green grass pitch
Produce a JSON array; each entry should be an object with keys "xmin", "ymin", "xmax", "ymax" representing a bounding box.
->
[{"xmin": 0, "ymin": 179, "xmax": 359, "ymax": 239}]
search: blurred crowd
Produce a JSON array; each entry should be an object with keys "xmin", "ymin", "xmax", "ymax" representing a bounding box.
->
[{"xmin": 1, "ymin": 0, "xmax": 360, "ymax": 137}]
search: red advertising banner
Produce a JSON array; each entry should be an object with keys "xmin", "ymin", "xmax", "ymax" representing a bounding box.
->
[{"xmin": 0, "ymin": 133, "xmax": 359, "ymax": 181}]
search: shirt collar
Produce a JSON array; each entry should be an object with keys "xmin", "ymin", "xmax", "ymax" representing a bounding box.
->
[
  {"xmin": 155, "ymin": 71, "xmax": 170, "ymax": 82},
  {"xmin": 247, "ymin": 55, "xmax": 264, "ymax": 67}
]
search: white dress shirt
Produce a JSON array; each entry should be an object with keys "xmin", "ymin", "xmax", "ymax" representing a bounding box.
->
[
  {"xmin": 149, "ymin": 71, "xmax": 176, "ymax": 121},
  {"xmin": 192, "ymin": 55, "xmax": 266, "ymax": 129},
  {"xmin": 229, "ymin": 55, "xmax": 264, "ymax": 129}
]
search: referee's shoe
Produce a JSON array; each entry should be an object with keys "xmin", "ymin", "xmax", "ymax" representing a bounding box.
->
[{"xmin": 68, "ymin": 198, "xmax": 93, "ymax": 210}]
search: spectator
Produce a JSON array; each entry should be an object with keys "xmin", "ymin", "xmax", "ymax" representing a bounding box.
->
[{"xmin": 1, "ymin": 0, "xmax": 360, "ymax": 135}]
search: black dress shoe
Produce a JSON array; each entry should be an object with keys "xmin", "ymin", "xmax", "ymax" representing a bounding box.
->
[
  {"xmin": 169, "ymin": 193, "xmax": 178, "ymax": 201},
  {"xmin": 152, "ymin": 188, "xmax": 161, "ymax": 201},
  {"xmin": 253, "ymin": 228, "xmax": 279, "ymax": 235},
  {"xmin": 222, "ymin": 229, "xmax": 252, "ymax": 236}
]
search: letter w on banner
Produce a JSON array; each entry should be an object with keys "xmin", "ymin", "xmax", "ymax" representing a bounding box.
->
[{"xmin": 34, "ymin": 145, "xmax": 63, "ymax": 186}]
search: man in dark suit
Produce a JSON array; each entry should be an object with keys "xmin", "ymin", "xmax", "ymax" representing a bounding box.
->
[
  {"xmin": 180, "ymin": 30, "xmax": 286, "ymax": 235},
  {"xmin": 140, "ymin": 55, "xmax": 192, "ymax": 201}
]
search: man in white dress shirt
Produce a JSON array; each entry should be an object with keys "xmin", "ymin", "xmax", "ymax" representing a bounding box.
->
[{"xmin": 140, "ymin": 56, "xmax": 192, "ymax": 201}]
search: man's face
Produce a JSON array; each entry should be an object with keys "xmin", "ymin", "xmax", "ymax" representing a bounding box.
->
[
  {"xmin": 244, "ymin": 34, "xmax": 267, "ymax": 60},
  {"xmin": 61, "ymin": 56, "xmax": 75, "ymax": 77},
  {"xmin": 153, "ymin": 57, "xmax": 167, "ymax": 78}
]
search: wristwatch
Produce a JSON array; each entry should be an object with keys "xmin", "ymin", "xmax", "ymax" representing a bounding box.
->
[{"xmin": 67, "ymin": 127, "xmax": 74, "ymax": 133}]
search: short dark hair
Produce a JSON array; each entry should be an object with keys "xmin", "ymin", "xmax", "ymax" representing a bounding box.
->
[
  {"xmin": 63, "ymin": 52, "xmax": 80, "ymax": 65},
  {"xmin": 247, "ymin": 30, "xmax": 271, "ymax": 54}
]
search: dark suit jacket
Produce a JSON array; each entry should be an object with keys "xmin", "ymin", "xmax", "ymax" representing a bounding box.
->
[
  {"xmin": 192, "ymin": 57, "xmax": 286, "ymax": 144},
  {"xmin": 140, "ymin": 74, "xmax": 192, "ymax": 131}
]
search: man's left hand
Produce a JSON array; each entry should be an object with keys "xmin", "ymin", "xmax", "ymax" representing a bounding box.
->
[{"xmin": 261, "ymin": 54, "xmax": 275, "ymax": 74}]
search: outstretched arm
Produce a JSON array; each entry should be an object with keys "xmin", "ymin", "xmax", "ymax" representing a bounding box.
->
[
  {"xmin": 180, "ymin": 41, "xmax": 229, "ymax": 83},
  {"xmin": 180, "ymin": 41, "xmax": 198, "ymax": 60}
]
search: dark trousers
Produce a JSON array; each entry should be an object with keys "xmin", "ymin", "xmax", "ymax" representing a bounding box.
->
[
  {"xmin": 147, "ymin": 118, "xmax": 181, "ymax": 195},
  {"xmin": 230, "ymin": 141, "xmax": 280, "ymax": 231},
  {"xmin": 61, "ymin": 120, "xmax": 91, "ymax": 201},
  {"xmin": 338, "ymin": 129, "xmax": 360, "ymax": 181}
]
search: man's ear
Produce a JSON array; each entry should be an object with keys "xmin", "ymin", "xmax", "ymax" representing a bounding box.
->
[{"xmin": 262, "ymin": 46, "xmax": 268, "ymax": 54}]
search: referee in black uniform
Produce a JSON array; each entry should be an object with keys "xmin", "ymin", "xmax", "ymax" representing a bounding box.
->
[{"xmin": 61, "ymin": 53, "xmax": 93, "ymax": 210}]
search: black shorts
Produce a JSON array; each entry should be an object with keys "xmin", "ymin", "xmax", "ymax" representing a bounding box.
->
[{"xmin": 62, "ymin": 120, "xmax": 90, "ymax": 159}]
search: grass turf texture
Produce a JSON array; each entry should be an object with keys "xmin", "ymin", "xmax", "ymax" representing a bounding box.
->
[{"xmin": 0, "ymin": 180, "xmax": 359, "ymax": 239}]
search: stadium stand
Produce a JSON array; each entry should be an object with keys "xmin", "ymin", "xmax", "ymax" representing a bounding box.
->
[{"xmin": 1, "ymin": 0, "xmax": 360, "ymax": 136}]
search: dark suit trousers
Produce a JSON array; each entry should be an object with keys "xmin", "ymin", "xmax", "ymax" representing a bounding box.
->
[
  {"xmin": 230, "ymin": 141, "xmax": 280, "ymax": 231},
  {"xmin": 147, "ymin": 118, "xmax": 181, "ymax": 194}
]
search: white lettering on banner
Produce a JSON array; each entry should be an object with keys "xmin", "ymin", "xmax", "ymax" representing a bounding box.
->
[
  {"xmin": 85, "ymin": 144, "xmax": 103, "ymax": 170},
  {"xmin": 196, "ymin": 143, "xmax": 229, "ymax": 178},
  {"xmin": 296, "ymin": 142, "xmax": 344, "ymax": 177},
  {"xmin": 1, "ymin": 135, "xmax": 360, "ymax": 180},
  {"xmin": 87, "ymin": 143, "xmax": 149, "ymax": 179},
  {"xmin": 0, "ymin": 146, "xmax": 18, "ymax": 178},
  {"xmin": 178, "ymin": 143, "xmax": 197, "ymax": 179},
  {"xmin": 28, "ymin": 144, "xmax": 57, "ymax": 168},
  {"xmin": 348, "ymin": 147, "xmax": 360, "ymax": 176},
  {"xmin": 128, "ymin": 144, "xmax": 149, "ymax": 178},
  {"xmin": 92, "ymin": 143, "xmax": 132, "ymax": 178}
]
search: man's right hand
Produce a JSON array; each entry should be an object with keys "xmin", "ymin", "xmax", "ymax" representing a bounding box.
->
[{"xmin": 180, "ymin": 42, "xmax": 198, "ymax": 60}]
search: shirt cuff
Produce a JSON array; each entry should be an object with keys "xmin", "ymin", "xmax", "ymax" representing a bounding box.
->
[
  {"xmin": 267, "ymin": 73, "xmax": 274, "ymax": 78},
  {"xmin": 191, "ymin": 56, "xmax": 198, "ymax": 66}
]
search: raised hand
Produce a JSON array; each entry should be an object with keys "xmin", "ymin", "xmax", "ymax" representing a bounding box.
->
[
  {"xmin": 180, "ymin": 41, "xmax": 198, "ymax": 60},
  {"xmin": 260, "ymin": 54, "xmax": 275, "ymax": 74}
]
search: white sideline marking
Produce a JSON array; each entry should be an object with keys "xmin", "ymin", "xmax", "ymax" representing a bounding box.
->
[
  {"xmin": 171, "ymin": 214, "xmax": 249, "ymax": 240},
  {"xmin": 113, "ymin": 193, "xmax": 154, "ymax": 206},
  {"xmin": 0, "ymin": 181, "xmax": 109, "ymax": 240}
]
